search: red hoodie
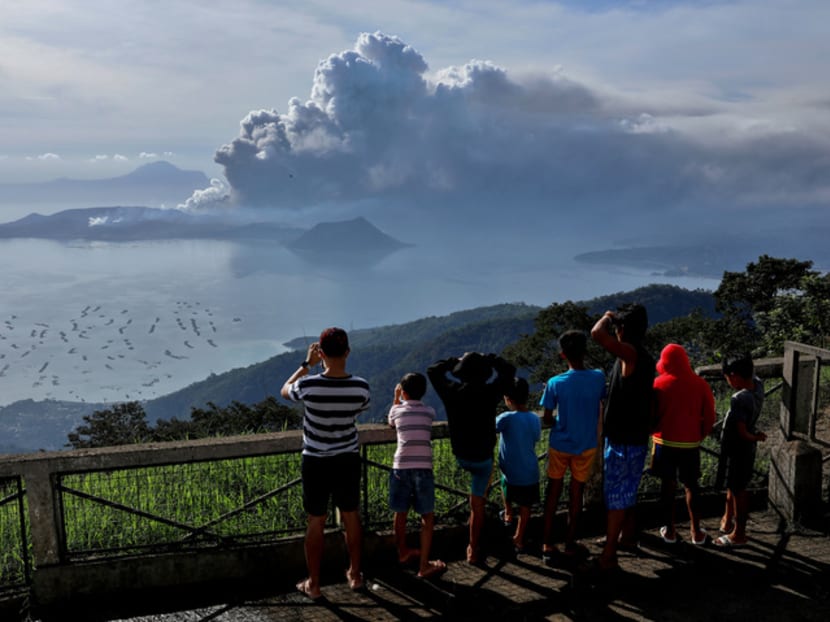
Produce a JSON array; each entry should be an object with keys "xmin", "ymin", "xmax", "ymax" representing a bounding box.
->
[{"xmin": 652, "ymin": 344, "xmax": 715, "ymax": 448}]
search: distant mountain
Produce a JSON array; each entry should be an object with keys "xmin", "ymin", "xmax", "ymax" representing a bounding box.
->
[
  {"xmin": 0, "ymin": 205, "xmax": 304, "ymax": 242},
  {"xmin": 0, "ymin": 399, "xmax": 106, "ymax": 453},
  {"xmin": 286, "ymin": 217, "xmax": 411, "ymax": 266},
  {"xmin": 0, "ymin": 161, "xmax": 210, "ymax": 207}
]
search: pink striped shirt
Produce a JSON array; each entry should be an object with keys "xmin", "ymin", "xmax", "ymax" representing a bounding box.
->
[{"xmin": 388, "ymin": 400, "xmax": 435, "ymax": 470}]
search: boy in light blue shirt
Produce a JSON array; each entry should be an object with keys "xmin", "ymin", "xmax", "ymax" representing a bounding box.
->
[
  {"xmin": 540, "ymin": 330, "xmax": 606, "ymax": 560},
  {"xmin": 496, "ymin": 377, "xmax": 542, "ymax": 554}
]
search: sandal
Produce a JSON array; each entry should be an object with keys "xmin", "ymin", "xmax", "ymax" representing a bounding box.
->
[
  {"xmin": 719, "ymin": 520, "xmax": 735, "ymax": 534},
  {"xmin": 296, "ymin": 578, "xmax": 322, "ymax": 601},
  {"xmin": 714, "ymin": 534, "xmax": 746, "ymax": 548},
  {"xmin": 659, "ymin": 526, "xmax": 677, "ymax": 544},
  {"xmin": 691, "ymin": 529, "xmax": 709, "ymax": 546}
]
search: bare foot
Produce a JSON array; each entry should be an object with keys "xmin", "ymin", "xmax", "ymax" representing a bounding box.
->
[
  {"xmin": 346, "ymin": 569, "xmax": 364, "ymax": 591},
  {"xmin": 296, "ymin": 578, "xmax": 321, "ymax": 601},
  {"xmin": 466, "ymin": 544, "xmax": 481, "ymax": 564},
  {"xmin": 417, "ymin": 559, "xmax": 447, "ymax": 579}
]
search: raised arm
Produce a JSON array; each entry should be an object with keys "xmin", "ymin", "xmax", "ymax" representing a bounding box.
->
[
  {"xmin": 591, "ymin": 311, "xmax": 638, "ymax": 368},
  {"xmin": 280, "ymin": 342, "xmax": 321, "ymax": 399}
]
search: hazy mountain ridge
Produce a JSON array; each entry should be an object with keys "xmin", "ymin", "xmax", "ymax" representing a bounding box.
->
[
  {"xmin": 0, "ymin": 285, "xmax": 715, "ymax": 453},
  {"xmin": 0, "ymin": 161, "xmax": 209, "ymax": 207}
]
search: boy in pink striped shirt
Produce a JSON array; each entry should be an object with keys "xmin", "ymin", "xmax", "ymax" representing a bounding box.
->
[{"xmin": 388, "ymin": 372, "xmax": 447, "ymax": 579}]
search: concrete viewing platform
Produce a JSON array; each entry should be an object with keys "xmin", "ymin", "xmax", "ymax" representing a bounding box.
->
[{"xmin": 67, "ymin": 507, "xmax": 830, "ymax": 622}]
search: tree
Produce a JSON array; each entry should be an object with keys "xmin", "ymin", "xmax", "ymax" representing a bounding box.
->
[
  {"xmin": 713, "ymin": 255, "xmax": 827, "ymax": 356},
  {"xmin": 67, "ymin": 397, "xmax": 301, "ymax": 448},
  {"xmin": 67, "ymin": 402, "xmax": 152, "ymax": 449}
]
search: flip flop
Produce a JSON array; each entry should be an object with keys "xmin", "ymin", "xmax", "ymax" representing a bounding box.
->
[
  {"xmin": 296, "ymin": 578, "xmax": 322, "ymax": 601},
  {"xmin": 691, "ymin": 529, "xmax": 709, "ymax": 546},
  {"xmin": 714, "ymin": 534, "xmax": 746, "ymax": 548},
  {"xmin": 659, "ymin": 526, "xmax": 677, "ymax": 544},
  {"xmin": 719, "ymin": 521, "xmax": 735, "ymax": 535},
  {"xmin": 417, "ymin": 559, "xmax": 447, "ymax": 580}
]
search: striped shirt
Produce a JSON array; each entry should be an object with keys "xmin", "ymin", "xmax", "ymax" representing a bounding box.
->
[
  {"xmin": 388, "ymin": 400, "xmax": 435, "ymax": 470},
  {"xmin": 288, "ymin": 374, "xmax": 371, "ymax": 457}
]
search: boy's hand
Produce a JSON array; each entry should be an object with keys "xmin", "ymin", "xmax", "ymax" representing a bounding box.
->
[
  {"xmin": 757, "ymin": 431, "xmax": 767, "ymax": 442},
  {"xmin": 394, "ymin": 383, "xmax": 403, "ymax": 405},
  {"xmin": 306, "ymin": 342, "xmax": 322, "ymax": 367}
]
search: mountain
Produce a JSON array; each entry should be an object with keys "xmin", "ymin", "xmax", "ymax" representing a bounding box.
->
[
  {"xmin": 0, "ymin": 205, "xmax": 304, "ymax": 242},
  {"xmin": 0, "ymin": 161, "xmax": 210, "ymax": 208},
  {"xmin": 0, "ymin": 399, "xmax": 107, "ymax": 453},
  {"xmin": 286, "ymin": 217, "xmax": 411, "ymax": 266}
]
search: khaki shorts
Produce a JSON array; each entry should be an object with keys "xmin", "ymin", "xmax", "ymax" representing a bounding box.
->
[{"xmin": 547, "ymin": 447, "xmax": 597, "ymax": 483}]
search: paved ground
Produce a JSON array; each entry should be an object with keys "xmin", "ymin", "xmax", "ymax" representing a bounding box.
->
[{"xmin": 101, "ymin": 508, "xmax": 830, "ymax": 622}]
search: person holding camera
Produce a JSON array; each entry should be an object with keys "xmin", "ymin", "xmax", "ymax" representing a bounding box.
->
[
  {"xmin": 590, "ymin": 304, "xmax": 655, "ymax": 573},
  {"xmin": 427, "ymin": 351, "xmax": 516, "ymax": 564},
  {"xmin": 281, "ymin": 327, "xmax": 370, "ymax": 600}
]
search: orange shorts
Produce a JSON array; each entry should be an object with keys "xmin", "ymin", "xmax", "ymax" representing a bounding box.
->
[{"xmin": 547, "ymin": 447, "xmax": 597, "ymax": 483}]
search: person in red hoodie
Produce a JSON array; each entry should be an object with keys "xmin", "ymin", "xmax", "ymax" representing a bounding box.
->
[{"xmin": 651, "ymin": 344, "xmax": 716, "ymax": 545}]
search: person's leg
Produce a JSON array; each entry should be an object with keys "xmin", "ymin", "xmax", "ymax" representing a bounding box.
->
[
  {"xmin": 390, "ymin": 470, "xmax": 419, "ymax": 563},
  {"xmin": 417, "ymin": 512, "xmax": 446, "ymax": 577},
  {"xmin": 333, "ymin": 453, "xmax": 363, "ymax": 588},
  {"xmin": 732, "ymin": 489, "xmax": 750, "ymax": 543},
  {"xmin": 677, "ymin": 449, "xmax": 704, "ymax": 541},
  {"xmin": 298, "ymin": 454, "xmax": 329, "ymax": 598},
  {"xmin": 460, "ymin": 457, "xmax": 493, "ymax": 563},
  {"xmin": 600, "ymin": 509, "xmax": 625, "ymax": 568},
  {"xmin": 500, "ymin": 473, "xmax": 514, "ymax": 524},
  {"xmin": 721, "ymin": 488, "xmax": 735, "ymax": 533},
  {"xmin": 340, "ymin": 510, "xmax": 363, "ymax": 588},
  {"xmin": 468, "ymin": 494, "xmax": 485, "ymax": 562},
  {"xmin": 685, "ymin": 484, "xmax": 705, "ymax": 541},
  {"xmin": 564, "ymin": 448, "xmax": 595, "ymax": 551},
  {"xmin": 394, "ymin": 511, "xmax": 419, "ymax": 563},
  {"xmin": 565, "ymin": 478, "xmax": 585, "ymax": 548},
  {"xmin": 301, "ymin": 514, "xmax": 326, "ymax": 598},
  {"xmin": 543, "ymin": 477, "xmax": 564, "ymax": 552},
  {"xmin": 659, "ymin": 477, "xmax": 678, "ymax": 539},
  {"xmin": 514, "ymin": 504, "xmax": 532, "ymax": 548}
]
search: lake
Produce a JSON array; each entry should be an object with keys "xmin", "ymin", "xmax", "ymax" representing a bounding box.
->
[{"xmin": 0, "ymin": 231, "xmax": 718, "ymax": 406}]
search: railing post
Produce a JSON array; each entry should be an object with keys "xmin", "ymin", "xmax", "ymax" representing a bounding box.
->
[{"xmin": 23, "ymin": 462, "xmax": 64, "ymax": 567}]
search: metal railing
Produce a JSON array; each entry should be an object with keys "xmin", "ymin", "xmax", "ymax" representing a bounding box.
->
[{"xmin": 0, "ymin": 423, "xmax": 476, "ymax": 597}]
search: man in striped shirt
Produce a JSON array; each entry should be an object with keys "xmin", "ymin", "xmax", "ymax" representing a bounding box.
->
[
  {"xmin": 281, "ymin": 327, "xmax": 370, "ymax": 600},
  {"xmin": 387, "ymin": 372, "xmax": 446, "ymax": 579}
]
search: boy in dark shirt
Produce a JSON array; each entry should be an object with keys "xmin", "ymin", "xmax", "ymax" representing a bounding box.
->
[
  {"xmin": 428, "ymin": 352, "xmax": 516, "ymax": 564},
  {"xmin": 715, "ymin": 353, "xmax": 766, "ymax": 547}
]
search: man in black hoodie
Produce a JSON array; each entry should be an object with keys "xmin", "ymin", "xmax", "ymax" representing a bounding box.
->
[{"xmin": 428, "ymin": 352, "xmax": 515, "ymax": 563}]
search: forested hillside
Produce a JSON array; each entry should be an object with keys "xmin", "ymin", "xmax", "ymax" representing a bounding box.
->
[{"xmin": 144, "ymin": 285, "xmax": 716, "ymax": 424}]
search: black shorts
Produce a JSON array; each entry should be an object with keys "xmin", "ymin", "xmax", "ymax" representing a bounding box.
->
[
  {"xmin": 301, "ymin": 452, "xmax": 361, "ymax": 516},
  {"xmin": 504, "ymin": 481, "xmax": 540, "ymax": 508},
  {"xmin": 723, "ymin": 448, "xmax": 755, "ymax": 492},
  {"xmin": 650, "ymin": 444, "xmax": 701, "ymax": 488}
]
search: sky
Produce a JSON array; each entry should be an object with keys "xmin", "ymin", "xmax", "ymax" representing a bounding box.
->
[{"xmin": 1, "ymin": 0, "xmax": 829, "ymax": 227}]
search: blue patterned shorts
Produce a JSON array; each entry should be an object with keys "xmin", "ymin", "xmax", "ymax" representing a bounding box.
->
[{"xmin": 603, "ymin": 440, "xmax": 647, "ymax": 510}]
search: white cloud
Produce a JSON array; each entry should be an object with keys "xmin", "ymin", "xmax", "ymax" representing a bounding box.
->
[
  {"xmin": 113, "ymin": 154, "xmax": 128, "ymax": 161},
  {"xmin": 204, "ymin": 31, "xmax": 830, "ymax": 216},
  {"xmin": 139, "ymin": 152, "xmax": 158, "ymax": 159}
]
